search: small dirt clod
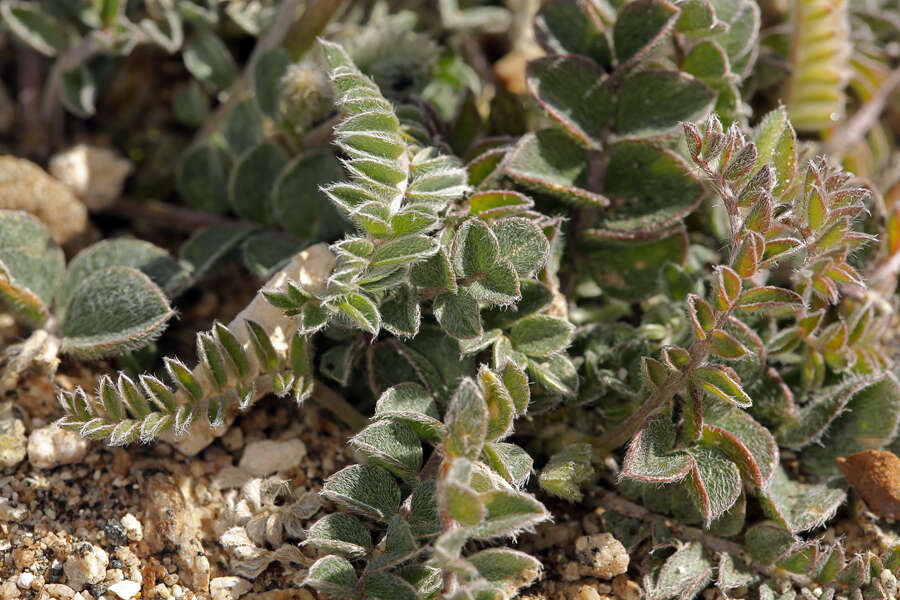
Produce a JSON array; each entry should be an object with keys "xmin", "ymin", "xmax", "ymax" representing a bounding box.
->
[{"xmin": 837, "ymin": 449, "xmax": 900, "ymax": 519}]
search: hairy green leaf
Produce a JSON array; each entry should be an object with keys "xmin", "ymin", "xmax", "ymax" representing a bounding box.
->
[
  {"xmin": 322, "ymin": 464, "xmax": 401, "ymax": 522},
  {"xmin": 506, "ymin": 130, "xmax": 609, "ymax": 207},
  {"xmin": 0, "ymin": 211, "xmax": 65, "ymax": 326},
  {"xmin": 526, "ymin": 55, "xmax": 612, "ymax": 147},
  {"xmin": 445, "ymin": 378, "xmax": 488, "ymax": 460},
  {"xmin": 434, "ymin": 291, "xmax": 482, "ymax": 340},
  {"xmin": 60, "ymin": 267, "xmax": 174, "ymax": 358},
  {"xmin": 539, "ymin": 442, "xmax": 594, "ymax": 501},
  {"xmin": 305, "ymin": 513, "xmax": 372, "ymax": 558},
  {"xmin": 510, "ymin": 315, "xmax": 574, "ymax": 358},
  {"xmin": 351, "ymin": 420, "xmax": 423, "ymax": 482},
  {"xmin": 303, "ymin": 555, "xmax": 359, "ymax": 599},
  {"xmin": 615, "ymin": 71, "xmax": 714, "ymax": 136},
  {"xmin": 613, "ymin": 0, "xmax": 679, "ymax": 66}
]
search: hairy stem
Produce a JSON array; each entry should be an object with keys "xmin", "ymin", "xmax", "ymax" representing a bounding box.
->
[
  {"xmin": 198, "ymin": 0, "xmax": 309, "ymax": 139},
  {"xmin": 311, "ymin": 382, "xmax": 369, "ymax": 432},
  {"xmin": 594, "ymin": 302, "xmax": 734, "ymax": 451},
  {"xmin": 594, "ymin": 489, "xmax": 814, "ymax": 587},
  {"xmin": 284, "ymin": 0, "xmax": 349, "ymax": 60}
]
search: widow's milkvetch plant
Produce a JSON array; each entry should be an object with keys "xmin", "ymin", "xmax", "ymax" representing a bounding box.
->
[
  {"xmin": 32, "ymin": 0, "xmax": 900, "ymax": 597},
  {"xmin": 55, "ymin": 40, "xmax": 570, "ymax": 599}
]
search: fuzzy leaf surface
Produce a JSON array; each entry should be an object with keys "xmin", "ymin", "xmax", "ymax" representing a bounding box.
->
[
  {"xmin": 505, "ymin": 130, "xmax": 609, "ymax": 207},
  {"xmin": 0, "ymin": 211, "xmax": 65, "ymax": 325},
  {"xmin": 60, "ymin": 267, "xmax": 174, "ymax": 358},
  {"xmin": 526, "ymin": 55, "xmax": 612, "ymax": 147},
  {"xmin": 321, "ymin": 464, "xmax": 401, "ymax": 522}
]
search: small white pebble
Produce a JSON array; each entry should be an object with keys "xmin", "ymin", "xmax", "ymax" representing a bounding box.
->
[
  {"xmin": 106, "ymin": 581, "xmax": 141, "ymax": 600},
  {"xmin": 64, "ymin": 543, "xmax": 109, "ymax": 591},
  {"xmin": 27, "ymin": 424, "xmax": 88, "ymax": 469},
  {"xmin": 45, "ymin": 584, "xmax": 75, "ymax": 600},
  {"xmin": 210, "ymin": 577, "xmax": 252, "ymax": 600},
  {"xmin": 238, "ymin": 439, "xmax": 307, "ymax": 476},
  {"xmin": 120, "ymin": 513, "xmax": 143, "ymax": 542},
  {"xmin": 0, "ymin": 499, "xmax": 25, "ymax": 522},
  {"xmin": 16, "ymin": 573, "xmax": 34, "ymax": 589}
]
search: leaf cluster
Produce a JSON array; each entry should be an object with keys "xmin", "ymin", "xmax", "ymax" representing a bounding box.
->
[{"xmin": 0, "ymin": 211, "xmax": 181, "ymax": 357}]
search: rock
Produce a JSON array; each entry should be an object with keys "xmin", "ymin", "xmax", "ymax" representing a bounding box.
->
[
  {"xmin": 210, "ymin": 577, "xmax": 252, "ymax": 600},
  {"xmin": 221, "ymin": 427, "xmax": 244, "ymax": 452},
  {"xmin": 238, "ymin": 439, "xmax": 307, "ymax": 476},
  {"xmin": 120, "ymin": 513, "xmax": 143, "ymax": 542},
  {"xmin": 64, "ymin": 543, "xmax": 109, "ymax": 591},
  {"xmin": 143, "ymin": 474, "xmax": 210, "ymax": 594},
  {"xmin": 0, "ymin": 402, "xmax": 26, "ymax": 469},
  {"xmin": 27, "ymin": 424, "xmax": 88, "ymax": 469},
  {"xmin": 612, "ymin": 575, "xmax": 641, "ymax": 600},
  {"xmin": 0, "ymin": 156, "xmax": 88, "ymax": 244},
  {"xmin": 0, "ymin": 580, "xmax": 19, "ymax": 600},
  {"xmin": 574, "ymin": 584, "xmax": 603, "ymax": 600},
  {"xmin": 15, "ymin": 573, "xmax": 33, "ymax": 590},
  {"xmin": 106, "ymin": 581, "xmax": 141, "ymax": 600},
  {"xmin": 104, "ymin": 519, "xmax": 128, "ymax": 546},
  {"xmin": 44, "ymin": 584, "xmax": 76, "ymax": 600},
  {"xmin": 49, "ymin": 145, "xmax": 133, "ymax": 211},
  {"xmin": 575, "ymin": 533, "xmax": 629, "ymax": 579},
  {"xmin": 838, "ymin": 449, "xmax": 900, "ymax": 519}
]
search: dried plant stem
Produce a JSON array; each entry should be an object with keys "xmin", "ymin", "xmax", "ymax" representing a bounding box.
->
[
  {"xmin": 595, "ymin": 305, "xmax": 735, "ymax": 452},
  {"xmin": 311, "ymin": 382, "xmax": 369, "ymax": 432},
  {"xmin": 284, "ymin": 0, "xmax": 348, "ymax": 60},
  {"xmin": 822, "ymin": 68, "xmax": 900, "ymax": 158},
  {"xmin": 107, "ymin": 198, "xmax": 252, "ymax": 231},
  {"xmin": 594, "ymin": 489, "xmax": 814, "ymax": 587},
  {"xmin": 40, "ymin": 34, "xmax": 103, "ymax": 133},
  {"xmin": 198, "ymin": 0, "xmax": 304, "ymax": 139},
  {"xmin": 199, "ymin": 0, "xmax": 347, "ymax": 140}
]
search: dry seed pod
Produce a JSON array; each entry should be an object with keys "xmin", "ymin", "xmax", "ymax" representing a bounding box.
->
[{"xmin": 837, "ymin": 449, "xmax": 900, "ymax": 519}]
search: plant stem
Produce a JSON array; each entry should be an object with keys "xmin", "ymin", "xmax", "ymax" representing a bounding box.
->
[
  {"xmin": 284, "ymin": 0, "xmax": 349, "ymax": 60},
  {"xmin": 593, "ymin": 489, "xmax": 814, "ymax": 587},
  {"xmin": 107, "ymin": 198, "xmax": 253, "ymax": 231},
  {"xmin": 198, "ymin": 0, "xmax": 330, "ymax": 140},
  {"xmin": 822, "ymin": 67, "xmax": 900, "ymax": 158},
  {"xmin": 594, "ymin": 298, "xmax": 734, "ymax": 451},
  {"xmin": 312, "ymin": 382, "xmax": 369, "ymax": 432}
]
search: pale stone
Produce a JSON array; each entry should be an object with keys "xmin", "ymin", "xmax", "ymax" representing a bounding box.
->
[
  {"xmin": 575, "ymin": 584, "xmax": 603, "ymax": 600},
  {"xmin": 143, "ymin": 474, "xmax": 210, "ymax": 594},
  {"xmin": 0, "ymin": 580, "xmax": 20, "ymax": 600},
  {"xmin": 162, "ymin": 244, "xmax": 335, "ymax": 457},
  {"xmin": 0, "ymin": 403, "xmax": 25, "ymax": 469},
  {"xmin": 0, "ymin": 156, "xmax": 87, "ymax": 244},
  {"xmin": 612, "ymin": 575, "xmax": 642, "ymax": 600},
  {"xmin": 238, "ymin": 439, "xmax": 306, "ymax": 476},
  {"xmin": 27, "ymin": 424, "xmax": 88, "ymax": 469},
  {"xmin": 64, "ymin": 543, "xmax": 109, "ymax": 591},
  {"xmin": 575, "ymin": 533, "xmax": 629, "ymax": 579},
  {"xmin": 49, "ymin": 145, "xmax": 133, "ymax": 211},
  {"xmin": 210, "ymin": 577, "xmax": 252, "ymax": 600},
  {"xmin": 15, "ymin": 573, "xmax": 33, "ymax": 590},
  {"xmin": 106, "ymin": 581, "xmax": 140, "ymax": 600},
  {"xmin": 44, "ymin": 584, "xmax": 76, "ymax": 600},
  {"xmin": 119, "ymin": 513, "xmax": 143, "ymax": 542}
]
